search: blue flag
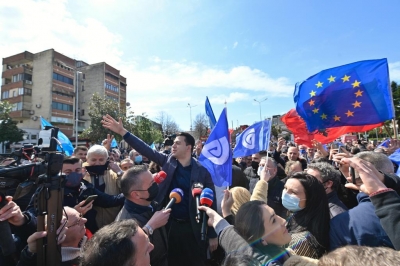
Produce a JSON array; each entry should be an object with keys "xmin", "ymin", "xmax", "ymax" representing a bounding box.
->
[
  {"xmin": 233, "ymin": 120, "xmax": 272, "ymax": 158},
  {"xmin": 199, "ymin": 108, "xmax": 232, "ymax": 187},
  {"xmin": 40, "ymin": 117, "xmax": 74, "ymax": 156},
  {"xmin": 111, "ymin": 138, "xmax": 118, "ymax": 148},
  {"xmin": 294, "ymin": 59, "xmax": 394, "ymax": 132},
  {"xmin": 205, "ymin": 96, "xmax": 217, "ymax": 130},
  {"xmin": 150, "ymin": 143, "xmax": 156, "ymax": 150},
  {"xmin": 377, "ymin": 139, "xmax": 390, "ymax": 148},
  {"xmin": 388, "ymin": 148, "xmax": 400, "ymax": 176}
]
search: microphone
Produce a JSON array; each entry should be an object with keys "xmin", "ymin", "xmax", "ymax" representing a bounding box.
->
[
  {"xmin": 200, "ymin": 188, "xmax": 214, "ymax": 241},
  {"xmin": 192, "ymin": 183, "xmax": 203, "ymax": 223},
  {"xmin": 165, "ymin": 188, "xmax": 184, "ymax": 210},
  {"xmin": 153, "ymin": 171, "xmax": 167, "ymax": 184}
]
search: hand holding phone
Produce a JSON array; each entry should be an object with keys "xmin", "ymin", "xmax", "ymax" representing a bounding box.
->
[{"xmin": 82, "ymin": 195, "xmax": 98, "ymax": 207}]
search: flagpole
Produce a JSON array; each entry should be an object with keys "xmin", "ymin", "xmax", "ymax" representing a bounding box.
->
[{"xmin": 393, "ymin": 119, "xmax": 398, "ymax": 139}]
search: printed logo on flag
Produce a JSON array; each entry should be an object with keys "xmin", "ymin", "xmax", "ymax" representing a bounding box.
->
[
  {"xmin": 202, "ymin": 136, "xmax": 230, "ymax": 165},
  {"xmin": 242, "ymin": 128, "xmax": 255, "ymax": 149}
]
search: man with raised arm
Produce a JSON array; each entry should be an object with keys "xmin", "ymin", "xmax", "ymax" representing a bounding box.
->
[{"xmin": 102, "ymin": 114, "xmax": 218, "ymax": 266}]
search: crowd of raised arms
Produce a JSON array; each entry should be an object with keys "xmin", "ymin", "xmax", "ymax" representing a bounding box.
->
[{"xmin": 0, "ymin": 114, "xmax": 400, "ymax": 266}]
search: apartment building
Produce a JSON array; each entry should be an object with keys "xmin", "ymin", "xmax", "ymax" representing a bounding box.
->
[{"xmin": 1, "ymin": 49, "xmax": 127, "ymax": 145}]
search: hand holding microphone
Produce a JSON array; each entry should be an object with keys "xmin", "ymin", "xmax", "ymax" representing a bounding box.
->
[
  {"xmin": 153, "ymin": 171, "xmax": 167, "ymax": 184},
  {"xmin": 165, "ymin": 188, "xmax": 184, "ymax": 210},
  {"xmin": 200, "ymin": 188, "xmax": 214, "ymax": 241},
  {"xmin": 191, "ymin": 183, "xmax": 203, "ymax": 223}
]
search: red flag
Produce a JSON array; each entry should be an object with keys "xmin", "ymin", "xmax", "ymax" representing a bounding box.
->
[{"xmin": 281, "ymin": 109, "xmax": 383, "ymax": 146}]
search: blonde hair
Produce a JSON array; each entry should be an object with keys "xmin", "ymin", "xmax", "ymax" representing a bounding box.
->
[{"xmin": 230, "ymin": 187, "xmax": 251, "ymax": 215}]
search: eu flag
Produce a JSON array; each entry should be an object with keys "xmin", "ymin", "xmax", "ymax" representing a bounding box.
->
[
  {"xmin": 294, "ymin": 59, "xmax": 394, "ymax": 132},
  {"xmin": 40, "ymin": 117, "xmax": 74, "ymax": 156},
  {"xmin": 199, "ymin": 108, "xmax": 232, "ymax": 187},
  {"xmin": 233, "ymin": 120, "xmax": 271, "ymax": 158},
  {"xmin": 205, "ymin": 96, "xmax": 217, "ymax": 130}
]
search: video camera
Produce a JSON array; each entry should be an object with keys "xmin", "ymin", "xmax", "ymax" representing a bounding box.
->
[
  {"xmin": 163, "ymin": 134, "xmax": 176, "ymax": 147},
  {"xmin": 0, "ymin": 126, "xmax": 65, "ymax": 265}
]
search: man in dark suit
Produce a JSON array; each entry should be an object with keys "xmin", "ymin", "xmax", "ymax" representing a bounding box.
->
[{"xmin": 102, "ymin": 114, "xmax": 218, "ymax": 266}]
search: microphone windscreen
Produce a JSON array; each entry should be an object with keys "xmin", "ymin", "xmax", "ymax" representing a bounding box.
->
[
  {"xmin": 191, "ymin": 187, "xmax": 203, "ymax": 197},
  {"xmin": 154, "ymin": 171, "xmax": 167, "ymax": 184},
  {"xmin": 200, "ymin": 188, "xmax": 214, "ymax": 207},
  {"xmin": 169, "ymin": 188, "xmax": 184, "ymax": 203}
]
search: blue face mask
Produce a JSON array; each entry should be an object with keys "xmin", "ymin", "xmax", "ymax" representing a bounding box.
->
[
  {"xmin": 65, "ymin": 172, "xmax": 84, "ymax": 188},
  {"xmin": 282, "ymin": 191, "xmax": 305, "ymax": 212},
  {"xmin": 135, "ymin": 155, "xmax": 143, "ymax": 164}
]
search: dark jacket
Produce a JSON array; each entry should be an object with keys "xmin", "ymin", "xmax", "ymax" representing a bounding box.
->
[
  {"xmin": 329, "ymin": 192, "xmax": 394, "ymax": 251},
  {"xmin": 115, "ymin": 200, "xmax": 168, "ymax": 266},
  {"xmin": 327, "ymin": 191, "xmax": 348, "ymax": 218},
  {"xmin": 230, "ymin": 165, "xmax": 249, "ymax": 189},
  {"xmin": 122, "ymin": 132, "xmax": 218, "ymax": 246},
  {"xmin": 244, "ymin": 166, "xmax": 258, "ymax": 194},
  {"xmin": 370, "ymin": 190, "xmax": 400, "ymax": 250}
]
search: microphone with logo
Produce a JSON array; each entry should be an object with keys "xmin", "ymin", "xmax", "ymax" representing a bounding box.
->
[
  {"xmin": 165, "ymin": 188, "xmax": 184, "ymax": 210},
  {"xmin": 200, "ymin": 188, "xmax": 214, "ymax": 241},
  {"xmin": 153, "ymin": 171, "xmax": 167, "ymax": 184},
  {"xmin": 192, "ymin": 183, "xmax": 204, "ymax": 223}
]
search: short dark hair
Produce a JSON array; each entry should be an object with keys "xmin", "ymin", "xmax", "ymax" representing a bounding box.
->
[
  {"xmin": 307, "ymin": 162, "xmax": 341, "ymax": 191},
  {"xmin": 63, "ymin": 156, "xmax": 81, "ymax": 165},
  {"xmin": 120, "ymin": 165, "xmax": 149, "ymax": 197},
  {"xmin": 176, "ymin": 132, "xmax": 195, "ymax": 152},
  {"xmin": 73, "ymin": 145, "xmax": 87, "ymax": 154},
  {"xmin": 318, "ymin": 245, "xmax": 400, "ymax": 266},
  {"xmin": 81, "ymin": 219, "xmax": 138, "ymax": 266}
]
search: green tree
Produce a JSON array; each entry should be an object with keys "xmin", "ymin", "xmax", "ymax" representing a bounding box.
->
[
  {"xmin": 80, "ymin": 93, "xmax": 133, "ymax": 143},
  {"xmin": 80, "ymin": 93, "xmax": 163, "ymax": 144},
  {"xmin": 131, "ymin": 115, "xmax": 163, "ymax": 145},
  {"xmin": 391, "ymin": 81, "xmax": 400, "ymax": 128},
  {"xmin": 0, "ymin": 101, "xmax": 25, "ymax": 147}
]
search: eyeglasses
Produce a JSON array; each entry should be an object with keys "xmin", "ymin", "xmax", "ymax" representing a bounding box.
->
[{"xmin": 67, "ymin": 214, "xmax": 83, "ymax": 228}]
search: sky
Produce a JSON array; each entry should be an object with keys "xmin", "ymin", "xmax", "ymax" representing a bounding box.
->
[{"xmin": 1, "ymin": 0, "xmax": 400, "ymax": 132}]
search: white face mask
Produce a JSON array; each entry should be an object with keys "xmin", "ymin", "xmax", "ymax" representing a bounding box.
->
[{"xmin": 257, "ymin": 166, "xmax": 264, "ymax": 176}]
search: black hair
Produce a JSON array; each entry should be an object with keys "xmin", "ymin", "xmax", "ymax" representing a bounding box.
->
[
  {"xmin": 81, "ymin": 219, "xmax": 138, "ymax": 266},
  {"xmin": 63, "ymin": 156, "xmax": 81, "ymax": 165},
  {"xmin": 287, "ymin": 172, "xmax": 330, "ymax": 255},
  {"xmin": 235, "ymin": 200, "xmax": 266, "ymax": 244},
  {"xmin": 176, "ymin": 132, "xmax": 195, "ymax": 153}
]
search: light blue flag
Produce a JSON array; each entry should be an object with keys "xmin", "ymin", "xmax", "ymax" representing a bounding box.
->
[
  {"xmin": 233, "ymin": 120, "xmax": 272, "ymax": 158},
  {"xmin": 377, "ymin": 139, "xmax": 390, "ymax": 148},
  {"xmin": 388, "ymin": 148, "xmax": 400, "ymax": 176},
  {"xmin": 205, "ymin": 96, "xmax": 217, "ymax": 130},
  {"xmin": 40, "ymin": 117, "xmax": 74, "ymax": 156},
  {"xmin": 111, "ymin": 138, "xmax": 118, "ymax": 148},
  {"xmin": 150, "ymin": 143, "xmax": 156, "ymax": 150},
  {"xmin": 199, "ymin": 108, "xmax": 232, "ymax": 187}
]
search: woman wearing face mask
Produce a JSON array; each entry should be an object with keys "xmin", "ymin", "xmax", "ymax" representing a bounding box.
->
[{"xmin": 283, "ymin": 173, "xmax": 330, "ymax": 259}]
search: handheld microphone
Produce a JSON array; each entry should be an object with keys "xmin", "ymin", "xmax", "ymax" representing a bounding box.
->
[
  {"xmin": 153, "ymin": 171, "xmax": 167, "ymax": 184},
  {"xmin": 200, "ymin": 188, "xmax": 214, "ymax": 241},
  {"xmin": 165, "ymin": 188, "xmax": 184, "ymax": 210},
  {"xmin": 191, "ymin": 183, "xmax": 204, "ymax": 223},
  {"xmin": 0, "ymin": 193, "xmax": 17, "ymax": 257}
]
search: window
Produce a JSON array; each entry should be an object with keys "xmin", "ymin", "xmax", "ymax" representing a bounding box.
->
[
  {"xmin": 81, "ymin": 85, "xmax": 84, "ymax": 91},
  {"xmin": 2, "ymin": 91, "xmax": 9, "ymax": 99},
  {"xmin": 18, "ymin": 88, "xmax": 24, "ymax": 95},
  {"xmin": 81, "ymin": 109, "xmax": 85, "ymax": 116},
  {"xmin": 31, "ymin": 134, "xmax": 37, "ymax": 140},
  {"xmin": 52, "ymin": 101, "xmax": 73, "ymax": 112},
  {"xmin": 53, "ymin": 72, "xmax": 73, "ymax": 85},
  {"xmin": 52, "ymin": 91, "xmax": 73, "ymax": 98},
  {"xmin": 11, "ymin": 102, "xmax": 23, "ymax": 111},
  {"xmin": 13, "ymin": 90, "xmax": 17, "ymax": 97},
  {"xmin": 82, "ymin": 73, "xmax": 85, "ymax": 79},
  {"xmin": 104, "ymin": 82, "xmax": 119, "ymax": 92}
]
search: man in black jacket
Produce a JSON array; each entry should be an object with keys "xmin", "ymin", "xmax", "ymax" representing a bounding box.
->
[
  {"xmin": 102, "ymin": 114, "xmax": 218, "ymax": 266},
  {"xmin": 115, "ymin": 165, "xmax": 171, "ymax": 266}
]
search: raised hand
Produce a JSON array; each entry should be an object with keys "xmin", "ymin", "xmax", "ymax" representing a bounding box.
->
[{"xmin": 102, "ymin": 115, "xmax": 128, "ymax": 136}]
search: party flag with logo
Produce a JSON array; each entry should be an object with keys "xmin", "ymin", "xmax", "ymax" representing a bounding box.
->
[
  {"xmin": 199, "ymin": 108, "xmax": 232, "ymax": 187},
  {"xmin": 40, "ymin": 116, "xmax": 74, "ymax": 156},
  {"xmin": 233, "ymin": 120, "xmax": 271, "ymax": 158}
]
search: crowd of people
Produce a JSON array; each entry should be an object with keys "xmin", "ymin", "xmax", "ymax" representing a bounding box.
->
[{"xmin": 0, "ymin": 113, "xmax": 400, "ymax": 266}]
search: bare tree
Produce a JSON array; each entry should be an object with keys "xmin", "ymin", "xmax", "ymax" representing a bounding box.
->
[
  {"xmin": 193, "ymin": 113, "xmax": 208, "ymax": 140},
  {"xmin": 155, "ymin": 111, "xmax": 181, "ymax": 136}
]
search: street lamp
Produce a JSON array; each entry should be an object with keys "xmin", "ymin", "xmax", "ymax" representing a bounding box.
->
[
  {"xmin": 254, "ymin": 97, "xmax": 268, "ymax": 121},
  {"xmin": 75, "ymin": 71, "xmax": 82, "ymax": 147},
  {"xmin": 187, "ymin": 103, "xmax": 197, "ymax": 131}
]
